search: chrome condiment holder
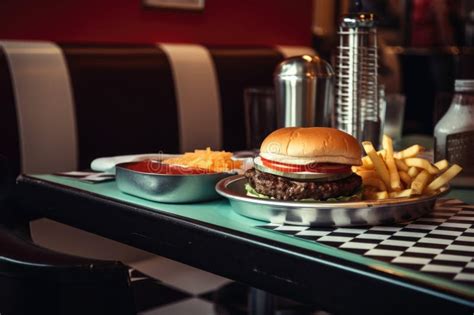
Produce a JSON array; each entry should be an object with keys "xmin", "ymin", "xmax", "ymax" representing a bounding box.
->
[{"xmin": 274, "ymin": 55, "xmax": 335, "ymax": 128}]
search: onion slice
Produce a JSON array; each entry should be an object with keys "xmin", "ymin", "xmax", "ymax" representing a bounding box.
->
[{"xmin": 254, "ymin": 157, "xmax": 352, "ymax": 181}]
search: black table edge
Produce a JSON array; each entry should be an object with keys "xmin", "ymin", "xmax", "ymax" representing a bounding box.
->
[{"xmin": 14, "ymin": 174, "xmax": 474, "ymax": 314}]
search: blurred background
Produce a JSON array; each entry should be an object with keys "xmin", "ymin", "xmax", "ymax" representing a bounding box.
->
[
  {"xmin": 313, "ymin": 0, "xmax": 474, "ymax": 137},
  {"xmin": 0, "ymin": 0, "xmax": 472, "ymax": 136}
]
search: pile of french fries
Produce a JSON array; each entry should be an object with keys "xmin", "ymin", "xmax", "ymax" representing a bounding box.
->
[{"xmin": 353, "ymin": 135, "xmax": 463, "ymax": 200}]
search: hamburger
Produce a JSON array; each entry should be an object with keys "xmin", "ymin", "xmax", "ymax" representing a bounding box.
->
[{"xmin": 244, "ymin": 127, "xmax": 363, "ymax": 201}]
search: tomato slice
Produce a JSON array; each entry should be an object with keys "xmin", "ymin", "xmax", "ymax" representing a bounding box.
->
[{"xmin": 260, "ymin": 157, "xmax": 351, "ymax": 174}]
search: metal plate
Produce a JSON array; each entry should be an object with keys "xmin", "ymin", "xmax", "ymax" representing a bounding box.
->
[
  {"xmin": 216, "ymin": 175, "xmax": 450, "ymax": 226},
  {"xmin": 116, "ymin": 162, "xmax": 233, "ymax": 203}
]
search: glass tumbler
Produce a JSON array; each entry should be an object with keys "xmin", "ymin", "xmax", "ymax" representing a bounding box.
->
[
  {"xmin": 383, "ymin": 93, "xmax": 406, "ymax": 147},
  {"xmin": 244, "ymin": 87, "xmax": 277, "ymax": 150}
]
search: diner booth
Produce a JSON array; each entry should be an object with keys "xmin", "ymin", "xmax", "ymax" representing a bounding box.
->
[{"xmin": 1, "ymin": 1, "xmax": 474, "ymax": 315}]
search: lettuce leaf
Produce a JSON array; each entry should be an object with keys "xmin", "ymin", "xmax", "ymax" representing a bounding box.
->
[
  {"xmin": 245, "ymin": 183, "xmax": 362, "ymax": 202},
  {"xmin": 245, "ymin": 183, "xmax": 272, "ymax": 199}
]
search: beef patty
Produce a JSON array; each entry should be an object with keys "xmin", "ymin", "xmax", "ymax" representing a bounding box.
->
[{"xmin": 245, "ymin": 168, "xmax": 362, "ymax": 201}]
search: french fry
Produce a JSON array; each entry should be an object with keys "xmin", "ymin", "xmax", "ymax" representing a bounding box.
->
[
  {"xmin": 399, "ymin": 171, "xmax": 412, "ymax": 186},
  {"xmin": 426, "ymin": 164, "xmax": 463, "ymax": 192},
  {"xmin": 389, "ymin": 189, "xmax": 413, "ymax": 198},
  {"xmin": 394, "ymin": 145, "xmax": 424, "ymax": 159},
  {"xmin": 361, "ymin": 156, "xmax": 375, "ymax": 170},
  {"xmin": 434, "ymin": 159, "xmax": 449, "ymax": 172},
  {"xmin": 395, "ymin": 159, "xmax": 409, "ymax": 171},
  {"xmin": 364, "ymin": 191, "xmax": 389, "ymax": 200},
  {"xmin": 363, "ymin": 177, "xmax": 388, "ymax": 191},
  {"xmin": 356, "ymin": 170, "xmax": 377, "ymax": 181},
  {"xmin": 407, "ymin": 166, "xmax": 420, "ymax": 178},
  {"xmin": 405, "ymin": 158, "xmax": 440, "ymax": 175},
  {"xmin": 378, "ymin": 149, "xmax": 387, "ymax": 160},
  {"xmin": 382, "ymin": 135, "xmax": 402, "ymax": 191},
  {"xmin": 374, "ymin": 191, "xmax": 389, "ymax": 199},
  {"xmin": 411, "ymin": 170, "xmax": 432, "ymax": 195},
  {"xmin": 362, "ymin": 141, "xmax": 391, "ymax": 189},
  {"xmin": 362, "ymin": 150, "xmax": 386, "ymax": 169}
]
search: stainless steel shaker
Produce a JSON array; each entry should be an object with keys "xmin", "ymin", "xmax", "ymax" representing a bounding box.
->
[
  {"xmin": 274, "ymin": 55, "xmax": 335, "ymax": 128},
  {"xmin": 335, "ymin": 12, "xmax": 380, "ymax": 147}
]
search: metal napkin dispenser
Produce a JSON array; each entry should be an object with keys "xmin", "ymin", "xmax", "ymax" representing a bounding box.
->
[{"xmin": 274, "ymin": 55, "xmax": 335, "ymax": 128}]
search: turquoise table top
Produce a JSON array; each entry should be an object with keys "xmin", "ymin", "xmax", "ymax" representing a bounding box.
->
[
  {"xmin": 446, "ymin": 188, "xmax": 474, "ymax": 205},
  {"xmin": 27, "ymin": 174, "xmax": 474, "ymax": 305}
]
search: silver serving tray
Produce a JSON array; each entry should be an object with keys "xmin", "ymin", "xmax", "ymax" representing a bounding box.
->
[
  {"xmin": 216, "ymin": 175, "xmax": 450, "ymax": 226},
  {"xmin": 116, "ymin": 162, "xmax": 233, "ymax": 203}
]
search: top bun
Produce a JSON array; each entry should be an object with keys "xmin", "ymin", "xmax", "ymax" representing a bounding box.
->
[{"xmin": 260, "ymin": 127, "xmax": 362, "ymax": 165}]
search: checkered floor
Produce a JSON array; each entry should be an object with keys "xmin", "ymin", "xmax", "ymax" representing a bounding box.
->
[
  {"xmin": 258, "ymin": 199, "xmax": 474, "ymax": 285},
  {"xmin": 128, "ymin": 256, "xmax": 329, "ymax": 315}
]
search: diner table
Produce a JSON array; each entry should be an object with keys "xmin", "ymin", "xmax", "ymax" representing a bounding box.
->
[{"xmin": 13, "ymin": 173, "xmax": 474, "ymax": 315}]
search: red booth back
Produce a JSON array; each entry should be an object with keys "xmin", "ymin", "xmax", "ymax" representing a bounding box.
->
[{"xmin": 0, "ymin": 42, "xmax": 314, "ymax": 179}]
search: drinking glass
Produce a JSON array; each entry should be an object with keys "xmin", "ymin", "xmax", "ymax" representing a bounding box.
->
[
  {"xmin": 244, "ymin": 87, "xmax": 277, "ymax": 151},
  {"xmin": 383, "ymin": 93, "xmax": 406, "ymax": 147}
]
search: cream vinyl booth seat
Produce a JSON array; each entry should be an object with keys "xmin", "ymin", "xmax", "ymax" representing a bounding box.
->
[{"xmin": 0, "ymin": 40, "xmax": 314, "ymax": 263}]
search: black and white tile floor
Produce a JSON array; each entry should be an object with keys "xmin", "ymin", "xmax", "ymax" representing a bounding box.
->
[{"xmin": 128, "ymin": 256, "xmax": 329, "ymax": 315}]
